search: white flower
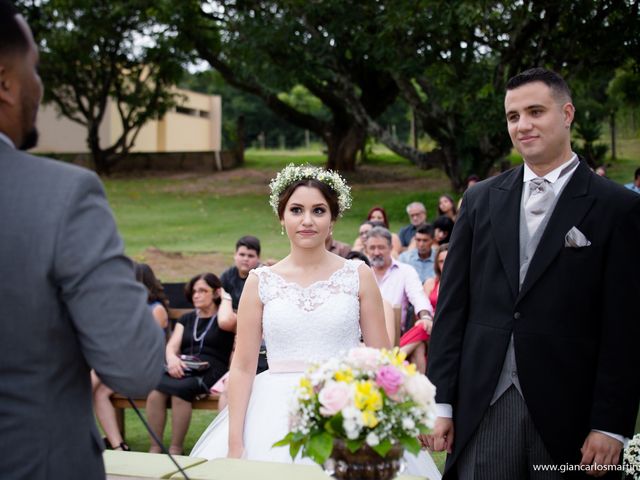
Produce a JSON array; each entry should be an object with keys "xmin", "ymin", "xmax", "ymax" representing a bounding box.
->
[
  {"xmin": 402, "ymin": 417, "xmax": 415, "ymax": 430},
  {"xmin": 268, "ymin": 163, "xmax": 352, "ymax": 216},
  {"xmin": 342, "ymin": 406, "xmax": 361, "ymax": 422},
  {"xmin": 404, "ymin": 374, "xmax": 436, "ymax": 409},
  {"xmin": 366, "ymin": 432, "xmax": 380, "ymax": 447},
  {"xmin": 344, "ymin": 419, "xmax": 361, "ymax": 439},
  {"xmin": 346, "ymin": 347, "xmax": 381, "ymax": 371}
]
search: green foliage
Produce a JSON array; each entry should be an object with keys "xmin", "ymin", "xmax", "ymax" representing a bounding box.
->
[
  {"xmin": 168, "ymin": 0, "xmax": 401, "ymax": 170},
  {"xmin": 19, "ymin": 0, "xmax": 188, "ymax": 174},
  {"xmin": 181, "ymin": 70, "xmax": 323, "ymax": 149},
  {"xmin": 306, "ymin": 431, "xmax": 334, "ymax": 465},
  {"xmin": 371, "ymin": 438, "xmax": 393, "ymax": 458}
]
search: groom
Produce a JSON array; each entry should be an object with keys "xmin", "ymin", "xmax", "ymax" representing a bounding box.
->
[{"xmin": 426, "ymin": 68, "xmax": 640, "ymax": 479}]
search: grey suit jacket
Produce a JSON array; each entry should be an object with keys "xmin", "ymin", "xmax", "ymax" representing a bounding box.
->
[{"xmin": 0, "ymin": 142, "xmax": 165, "ymax": 479}]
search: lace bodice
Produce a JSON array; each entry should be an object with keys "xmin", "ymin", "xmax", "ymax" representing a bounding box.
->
[{"xmin": 252, "ymin": 259, "xmax": 363, "ymax": 367}]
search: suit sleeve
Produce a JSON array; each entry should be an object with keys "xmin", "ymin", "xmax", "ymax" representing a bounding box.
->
[
  {"xmin": 590, "ymin": 195, "xmax": 640, "ymax": 437},
  {"xmin": 426, "ymin": 190, "xmax": 473, "ymax": 406},
  {"xmin": 52, "ymin": 170, "xmax": 165, "ymax": 397}
]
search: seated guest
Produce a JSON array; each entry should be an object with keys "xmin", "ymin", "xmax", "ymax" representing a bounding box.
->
[
  {"xmin": 366, "ymin": 206, "xmax": 403, "ymax": 256},
  {"xmin": 220, "ymin": 236, "xmax": 261, "ymax": 314},
  {"xmin": 135, "ymin": 262, "xmax": 170, "ymax": 333},
  {"xmin": 347, "ymin": 250, "xmax": 400, "ymax": 346},
  {"xmin": 625, "ymin": 167, "xmax": 640, "ymax": 194},
  {"xmin": 219, "ymin": 235, "xmax": 267, "ymax": 374},
  {"xmin": 325, "ymin": 232, "xmax": 351, "ymax": 258},
  {"xmin": 437, "ymin": 194, "xmax": 457, "ymax": 222},
  {"xmin": 457, "ymin": 174, "xmax": 480, "ymax": 210},
  {"xmin": 352, "ymin": 220, "xmax": 375, "ymax": 252},
  {"xmin": 433, "ymin": 215, "xmax": 454, "ymax": 246},
  {"xmin": 365, "ymin": 226, "xmax": 433, "ymax": 334},
  {"xmin": 398, "ymin": 224, "xmax": 436, "ymax": 283},
  {"xmin": 398, "ymin": 201, "xmax": 427, "ymax": 248},
  {"xmin": 91, "ymin": 262, "xmax": 169, "ymax": 451},
  {"xmin": 146, "ymin": 273, "xmax": 235, "ymax": 455},
  {"xmin": 398, "ymin": 243, "xmax": 449, "ymax": 374}
]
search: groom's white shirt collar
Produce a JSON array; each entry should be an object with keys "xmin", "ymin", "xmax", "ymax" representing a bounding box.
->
[
  {"xmin": 0, "ymin": 131, "xmax": 16, "ymax": 149},
  {"xmin": 522, "ymin": 153, "xmax": 579, "ymax": 184}
]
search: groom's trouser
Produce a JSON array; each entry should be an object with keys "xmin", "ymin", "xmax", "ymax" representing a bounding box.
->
[{"xmin": 456, "ymin": 386, "xmax": 561, "ymax": 480}]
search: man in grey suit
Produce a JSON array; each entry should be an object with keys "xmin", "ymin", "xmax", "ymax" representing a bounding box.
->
[
  {"xmin": 0, "ymin": 3, "xmax": 165, "ymax": 478},
  {"xmin": 425, "ymin": 68, "xmax": 639, "ymax": 478}
]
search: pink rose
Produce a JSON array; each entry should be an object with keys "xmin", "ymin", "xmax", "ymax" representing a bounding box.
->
[
  {"xmin": 318, "ymin": 382, "xmax": 351, "ymax": 416},
  {"xmin": 375, "ymin": 365, "xmax": 403, "ymax": 396},
  {"xmin": 347, "ymin": 347, "xmax": 380, "ymax": 370}
]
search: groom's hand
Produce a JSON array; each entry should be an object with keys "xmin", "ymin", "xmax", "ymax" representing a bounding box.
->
[
  {"xmin": 422, "ymin": 417, "xmax": 454, "ymax": 453},
  {"xmin": 579, "ymin": 431, "xmax": 622, "ymax": 477}
]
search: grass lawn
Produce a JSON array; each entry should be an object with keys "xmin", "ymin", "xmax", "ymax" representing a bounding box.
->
[{"xmin": 105, "ymin": 148, "xmax": 455, "ymax": 266}]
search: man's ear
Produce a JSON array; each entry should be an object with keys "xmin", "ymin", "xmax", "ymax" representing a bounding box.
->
[
  {"xmin": 563, "ymin": 102, "xmax": 575, "ymax": 129},
  {"xmin": 0, "ymin": 64, "xmax": 17, "ymax": 106}
]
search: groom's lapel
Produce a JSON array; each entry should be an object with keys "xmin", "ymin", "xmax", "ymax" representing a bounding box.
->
[
  {"xmin": 517, "ymin": 161, "xmax": 595, "ymax": 302},
  {"xmin": 489, "ymin": 166, "xmax": 523, "ymax": 299}
]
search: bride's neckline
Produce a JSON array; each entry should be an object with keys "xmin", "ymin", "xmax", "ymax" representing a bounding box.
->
[{"xmin": 264, "ymin": 259, "xmax": 354, "ymax": 290}]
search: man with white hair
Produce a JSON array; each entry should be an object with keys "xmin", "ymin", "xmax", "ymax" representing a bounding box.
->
[{"xmin": 398, "ymin": 201, "xmax": 428, "ymax": 247}]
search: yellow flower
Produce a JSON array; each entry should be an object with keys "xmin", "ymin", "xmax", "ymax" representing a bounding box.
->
[
  {"xmin": 382, "ymin": 347, "xmax": 407, "ymax": 367},
  {"xmin": 334, "ymin": 368, "xmax": 354, "ymax": 383},
  {"xmin": 361, "ymin": 410, "xmax": 379, "ymax": 428},
  {"xmin": 402, "ymin": 362, "xmax": 417, "ymax": 376},
  {"xmin": 354, "ymin": 381, "xmax": 382, "ymax": 412},
  {"xmin": 298, "ymin": 377, "xmax": 313, "ymax": 396}
]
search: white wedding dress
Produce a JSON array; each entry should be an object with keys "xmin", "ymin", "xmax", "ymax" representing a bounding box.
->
[{"xmin": 191, "ymin": 259, "xmax": 441, "ymax": 479}]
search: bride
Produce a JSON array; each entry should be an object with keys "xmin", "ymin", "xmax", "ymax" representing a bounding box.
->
[{"xmin": 191, "ymin": 165, "xmax": 441, "ymax": 479}]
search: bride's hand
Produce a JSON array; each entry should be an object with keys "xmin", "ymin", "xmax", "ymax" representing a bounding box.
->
[{"xmin": 227, "ymin": 444, "xmax": 245, "ymax": 459}]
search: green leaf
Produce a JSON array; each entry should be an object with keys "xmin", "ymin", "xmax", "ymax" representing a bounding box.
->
[
  {"xmin": 272, "ymin": 432, "xmax": 293, "ymax": 447},
  {"xmin": 306, "ymin": 432, "xmax": 334, "ymax": 465},
  {"xmin": 399, "ymin": 435, "xmax": 421, "ymax": 455},
  {"xmin": 289, "ymin": 441, "xmax": 302, "ymax": 460},
  {"xmin": 346, "ymin": 438, "xmax": 365, "ymax": 453},
  {"xmin": 372, "ymin": 438, "xmax": 392, "ymax": 457},
  {"xmin": 325, "ymin": 413, "xmax": 344, "ymax": 436}
]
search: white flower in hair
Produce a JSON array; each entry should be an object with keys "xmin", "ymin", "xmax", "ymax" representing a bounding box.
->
[{"xmin": 268, "ymin": 163, "xmax": 352, "ymax": 216}]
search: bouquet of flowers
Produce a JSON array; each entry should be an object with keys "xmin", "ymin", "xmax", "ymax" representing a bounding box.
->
[
  {"xmin": 624, "ymin": 433, "xmax": 640, "ymax": 479},
  {"xmin": 274, "ymin": 347, "xmax": 436, "ymax": 465}
]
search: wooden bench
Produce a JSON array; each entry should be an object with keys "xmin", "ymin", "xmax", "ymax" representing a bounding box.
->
[{"xmin": 110, "ymin": 393, "xmax": 220, "ymax": 436}]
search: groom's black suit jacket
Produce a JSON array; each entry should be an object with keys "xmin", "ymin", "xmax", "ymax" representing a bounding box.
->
[{"xmin": 427, "ymin": 159, "xmax": 640, "ymax": 478}]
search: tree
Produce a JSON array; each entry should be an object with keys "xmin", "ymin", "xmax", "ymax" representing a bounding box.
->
[
  {"xmin": 182, "ymin": 71, "xmax": 326, "ymax": 149},
  {"xmin": 19, "ymin": 0, "xmax": 188, "ymax": 174},
  {"xmin": 167, "ymin": 1, "xmax": 400, "ymax": 171},
  {"xmin": 337, "ymin": 0, "xmax": 640, "ymax": 189}
]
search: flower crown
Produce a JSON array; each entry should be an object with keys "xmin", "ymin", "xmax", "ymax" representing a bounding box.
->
[{"xmin": 268, "ymin": 163, "xmax": 352, "ymax": 216}]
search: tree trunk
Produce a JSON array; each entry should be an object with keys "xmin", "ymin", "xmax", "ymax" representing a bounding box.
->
[
  {"xmin": 325, "ymin": 124, "xmax": 367, "ymax": 171},
  {"xmin": 87, "ymin": 126, "xmax": 109, "ymax": 175},
  {"xmin": 609, "ymin": 111, "xmax": 616, "ymax": 160}
]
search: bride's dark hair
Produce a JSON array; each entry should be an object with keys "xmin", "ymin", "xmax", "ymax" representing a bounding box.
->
[{"xmin": 277, "ymin": 179, "xmax": 340, "ymax": 221}]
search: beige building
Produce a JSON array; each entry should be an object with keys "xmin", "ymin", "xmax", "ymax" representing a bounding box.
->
[{"xmin": 32, "ymin": 87, "xmax": 222, "ymax": 154}]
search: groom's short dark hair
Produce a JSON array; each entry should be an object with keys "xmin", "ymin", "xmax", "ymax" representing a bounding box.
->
[
  {"xmin": 506, "ymin": 68, "xmax": 572, "ymax": 103},
  {"xmin": 0, "ymin": 1, "xmax": 29, "ymax": 59}
]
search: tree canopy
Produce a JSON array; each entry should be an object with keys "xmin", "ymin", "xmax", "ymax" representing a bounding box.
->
[
  {"xmin": 171, "ymin": 0, "xmax": 639, "ymax": 188},
  {"xmin": 19, "ymin": 0, "xmax": 188, "ymax": 174}
]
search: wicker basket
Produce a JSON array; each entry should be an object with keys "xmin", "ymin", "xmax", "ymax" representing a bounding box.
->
[{"xmin": 324, "ymin": 439, "xmax": 404, "ymax": 480}]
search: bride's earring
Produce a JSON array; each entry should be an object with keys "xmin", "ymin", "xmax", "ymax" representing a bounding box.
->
[{"xmin": 280, "ymin": 226, "xmax": 285, "ymax": 236}]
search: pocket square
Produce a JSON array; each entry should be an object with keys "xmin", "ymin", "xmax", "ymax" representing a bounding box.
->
[{"xmin": 565, "ymin": 226, "xmax": 591, "ymax": 248}]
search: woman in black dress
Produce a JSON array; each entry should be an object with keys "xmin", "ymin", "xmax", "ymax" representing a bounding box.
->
[{"xmin": 146, "ymin": 273, "xmax": 235, "ymax": 454}]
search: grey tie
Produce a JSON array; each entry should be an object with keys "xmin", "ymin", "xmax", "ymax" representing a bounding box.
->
[{"xmin": 524, "ymin": 178, "xmax": 554, "ymax": 236}]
